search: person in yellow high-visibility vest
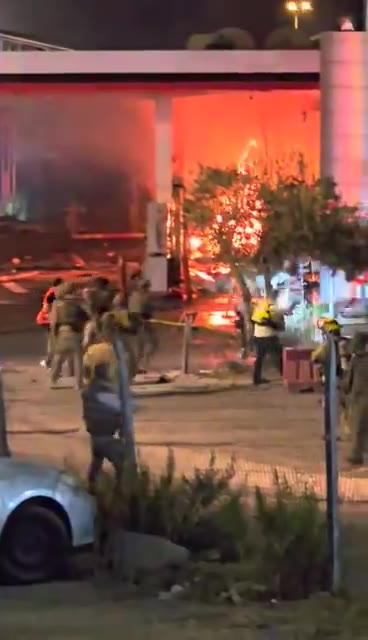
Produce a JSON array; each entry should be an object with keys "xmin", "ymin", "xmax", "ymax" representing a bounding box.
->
[{"xmin": 251, "ymin": 299, "xmax": 284, "ymax": 385}]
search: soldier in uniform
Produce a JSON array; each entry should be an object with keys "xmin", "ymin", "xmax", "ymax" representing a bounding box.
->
[
  {"xmin": 312, "ymin": 317, "xmax": 352, "ymax": 438},
  {"xmin": 345, "ymin": 331, "xmax": 368, "ymax": 466},
  {"xmin": 49, "ymin": 282, "xmax": 89, "ymax": 389}
]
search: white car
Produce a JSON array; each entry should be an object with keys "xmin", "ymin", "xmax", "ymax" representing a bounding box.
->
[{"xmin": 0, "ymin": 458, "xmax": 95, "ymax": 584}]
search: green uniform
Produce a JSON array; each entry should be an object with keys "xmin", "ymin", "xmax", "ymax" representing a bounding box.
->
[
  {"xmin": 50, "ymin": 290, "xmax": 88, "ymax": 389},
  {"xmin": 312, "ymin": 336, "xmax": 351, "ymax": 437},
  {"xmin": 346, "ymin": 340, "xmax": 368, "ymax": 464}
]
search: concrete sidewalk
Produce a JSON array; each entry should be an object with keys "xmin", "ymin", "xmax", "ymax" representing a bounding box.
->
[{"xmin": 3, "ymin": 363, "xmax": 368, "ymax": 502}]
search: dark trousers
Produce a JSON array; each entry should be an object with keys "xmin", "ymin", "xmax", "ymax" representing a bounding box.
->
[
  {"xmin": 87, "ymin": 435, "xmax": 125, "ymax": 491},
  {"xmin": 253, "ymin": 336, "xmax": 282, "ymax": 384}
]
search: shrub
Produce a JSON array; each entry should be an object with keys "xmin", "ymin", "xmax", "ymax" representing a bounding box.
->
[
  {"xmin": 94, "ymin": 451, "xmax": 251, "ymax": 562},
  {"xmin": 253, "ymin": 473, "xmax": 329, "ymax": 599},
  {"xmin": 90, "ymin": 456, "xmax": 329, "ymax": 601}
]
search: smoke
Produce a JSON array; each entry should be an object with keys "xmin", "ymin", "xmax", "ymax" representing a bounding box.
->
[{"xmin": 9, "ymin": 93, "xmax": 154, "ymax": 231}]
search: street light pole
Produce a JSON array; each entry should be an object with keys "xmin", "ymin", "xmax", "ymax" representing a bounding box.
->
[{"xmin": 285, "ymin": 1, "xmax": 313, "ymax": 30}]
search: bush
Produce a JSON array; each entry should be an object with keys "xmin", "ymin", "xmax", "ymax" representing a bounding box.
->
[
  {"xmin": 94, "ymin": 451, "xmax": 251, "ymax": 562},
  {"xmin": 91, "ymin": 455, "xmax": 329, "ymax": 601},
  {"xmin": 253, "ymin": 473, "xmax": 329, "ymax": 599}
]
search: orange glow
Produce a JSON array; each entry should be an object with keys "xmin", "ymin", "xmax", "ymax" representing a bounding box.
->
[
  {"xmin": 189, "ymin": 235, "xmax": 202, "ymax": 251},
  {"xmin": 189, "ymin": 267, "xmax": 215, "ymax": 283},
  {"xmin": 208, "ymin": 310, "xmax": 235, "ymax": 327},
  {"xmin": 188, "ymin": 139, "xmax": 264, "ymax": 260},
  {"xmin": 173, "ymin": 90, "xmax": 320, "ymax": 181}
]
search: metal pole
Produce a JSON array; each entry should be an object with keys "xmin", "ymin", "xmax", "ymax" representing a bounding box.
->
[
  {"xmin": 328, "ymin": 270, "xmax": 335, "ymax": 318},
  {"xmin": 117, "ymin": 256, "xmax": 126, "ymax": 298},
  {"xmin": 323, "ymin": 333, "xmax": 341, "ymax": 593},
  {"xmin": 113, "ymin": 338, "xmax": 137, "ymax": 466},
  {"xmin": 181, "ymin": 314, "xmax": 193, "ymax": 374},
  {"xmin": 364, "ymin": 0, "xmax": 368, "ymax": 31},
  {"xmin": 0, "ymin": 369, "xmax": 10, "ymax": 457},
  {"xmin": 294, "ymin": 13, "xmax": 299, "ymax": 29}
]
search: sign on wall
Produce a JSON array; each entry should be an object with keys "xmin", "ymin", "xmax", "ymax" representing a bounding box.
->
[{"xmin": 146, "ymin": 201, "xmax": 168, "ymax": 255}]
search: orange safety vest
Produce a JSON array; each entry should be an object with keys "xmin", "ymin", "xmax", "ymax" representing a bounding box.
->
[{"xmin": 36, "ymin": 287, "xmax": 55, "ymax": 326}]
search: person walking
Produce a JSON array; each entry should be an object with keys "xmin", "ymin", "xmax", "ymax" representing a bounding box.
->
[
  {"xmin": 49, "ymin": 282, "xmax": 89, "ymax": 389},
  {"xmin": 36, "ymin": 277, "xmax": 64, "ymax": 368},
  {"xmin": 82, "ymin": 312, "xmax": 136, "ymax": 491},
  {"xmin": 82, "ymin": 362, "xmax": 126, "ymax": 493},
  {"xmin": 251, "ymin": 299, "xmax": 284, "ymax": 385}
]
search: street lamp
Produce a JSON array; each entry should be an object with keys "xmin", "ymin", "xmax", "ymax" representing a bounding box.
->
[{"xmin": 285, "ymin": 0, "xmax": 313, "ymax": 30}]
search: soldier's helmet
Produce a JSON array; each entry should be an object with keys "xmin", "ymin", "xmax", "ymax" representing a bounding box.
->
[{"xmin": 318, "ymin": 317, "xmax": 341, "ymax": 335}]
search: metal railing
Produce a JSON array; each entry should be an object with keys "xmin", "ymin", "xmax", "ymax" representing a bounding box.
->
[{"xmin": 0, "ymin": 33, "xmax": 71, "ymax": 52}]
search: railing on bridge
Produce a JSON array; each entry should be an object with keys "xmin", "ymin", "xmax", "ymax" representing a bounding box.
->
[{"xmin": 0, "ymin": 32, "xmax": 70, "ymax": 52}]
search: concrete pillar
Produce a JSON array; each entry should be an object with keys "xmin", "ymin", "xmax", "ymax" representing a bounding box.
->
[
  {"xmin": 145, "ymin": 95, "xmax": 173, "ymax": 292},
  {"xmin": 0, "ymin": 111, "xmax": 16, "ymax": 206},
  {"xmin": 320, "ymin": 32, "xmax": 368, "ymax": 210}
]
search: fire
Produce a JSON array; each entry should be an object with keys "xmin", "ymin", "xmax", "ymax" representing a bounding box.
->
[
  {"xmin": 189, "ymin": 236, "xmax": 202, "ymax": 251},
  {"xmin": 188, "ymin": 138, "xmax": 264, "ymax": 260}
]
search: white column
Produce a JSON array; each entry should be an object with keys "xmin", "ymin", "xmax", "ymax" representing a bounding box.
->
[
  {"xmin": 320, "ymin": 32, "xmax": 368, "ymax": 211},
  {"xmin": 154, "ymin": 95, "xmax": 173, "ymax": 205},
  {"xmin": 145, "ymin": 95, "xmax": 173, "ymax": 292},
  {"xmin": 0, "ymin": 111, "xmax": 16, "ymax": 204}
]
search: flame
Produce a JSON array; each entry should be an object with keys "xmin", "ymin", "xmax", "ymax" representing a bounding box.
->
[
  {"xmin": 188, "ymin": 138, "xmax": 264, "ymax": 261},
  {"xmin": 208, "ymin": 310, "xmax": 236, "ymax": 327},
  {"xmin": 189, "ymin": 236, "xmax": 202, "ymax": 251}
]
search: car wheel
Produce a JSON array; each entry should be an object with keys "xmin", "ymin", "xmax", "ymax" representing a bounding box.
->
[{"xmin": 0, "ymin": 504, "xmax": 70, "ymax": 584}]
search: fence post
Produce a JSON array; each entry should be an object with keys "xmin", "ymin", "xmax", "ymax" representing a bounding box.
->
[
  {"xmin": 324, "ymin": 333, "xmax": 341, "ymax": 593},
  {"xmin": 0, "ymin": 369, "xmax": 10, "ymax": 457},
  {"xmin": 181, "ymin": 312, "xmax": 196, "ymax": 374},
  {"xmin": 117, "ymin": 255, "xmax": 126, "ymax": 296},
  {"xmin": 113, "ymin": 338, "xmax": 137, "ymax": 466}
]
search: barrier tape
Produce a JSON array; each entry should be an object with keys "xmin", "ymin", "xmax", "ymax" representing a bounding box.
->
[{"xmin": 149, "ymin": 317, "xmax": 236, "ymax": 337}]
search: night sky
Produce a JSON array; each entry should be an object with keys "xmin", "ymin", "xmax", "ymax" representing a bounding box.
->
[{"xmin": 0, "ymin": 0, "xmax": 365, "ymax": 49}]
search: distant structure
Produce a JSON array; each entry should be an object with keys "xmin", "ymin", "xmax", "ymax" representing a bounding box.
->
[
  {"xmin": 0, "ymin": 32, "xmax": 71, "ymax": 213},
  {"xmin": 0, "ymin": 31, "xmax": 70, "ymax": 51}
]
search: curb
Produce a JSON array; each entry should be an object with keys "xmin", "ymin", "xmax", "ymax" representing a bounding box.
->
[{"xmin": 131, "ymin": 377, "xmax": 250, "ymax": 397}]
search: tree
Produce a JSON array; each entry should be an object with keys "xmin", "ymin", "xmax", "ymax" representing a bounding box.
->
[
  {"xmin": 258, "ymin": 160, "xmax": 367, "ymax": 280},
  {"xmin": 186, "ymin": 27, "xmax": 255, "ymax": 50},
  {"xmin": 264, "ymin": 26, "xmax": 316, "ymax": 49},
  {"xmin": 185, "ymin": 165, "xmax": 262, "ymax": 349},
  {"xmin": 186, "ymin": 158, "xmax": 368, "ymax": 350}
]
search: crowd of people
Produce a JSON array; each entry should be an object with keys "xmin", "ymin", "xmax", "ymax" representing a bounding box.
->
[
  {"xmin": 36, "ymin": 271, "xmax": 157, "ymax": 389},
  {"xmin": 36, "ymin": 271, "xmax": 158, "ymax": 490}
]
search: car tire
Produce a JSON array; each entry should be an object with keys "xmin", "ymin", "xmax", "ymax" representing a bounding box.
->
[{"xmin": 0, "ymin": 504, "xmax": 71, "ymax": 584}]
